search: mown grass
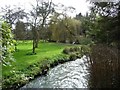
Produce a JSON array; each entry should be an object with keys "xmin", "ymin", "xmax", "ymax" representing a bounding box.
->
[
  {"xmin": 2, "ymin": 40, "xmax": 78, "ymax": 89},
  {"xmin": 4, "ymin": 41, "xmax": 66, "ymax": 73}
]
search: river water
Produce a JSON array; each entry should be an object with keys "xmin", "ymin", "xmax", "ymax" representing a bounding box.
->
[{"xmin": 21, "ymin": 56, "xmax": 90, "ymax": 88}]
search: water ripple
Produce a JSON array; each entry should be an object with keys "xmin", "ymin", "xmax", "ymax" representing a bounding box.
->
[{"xmin": 21, "ymin": 56, "xmax": 89, "ymax": 88}]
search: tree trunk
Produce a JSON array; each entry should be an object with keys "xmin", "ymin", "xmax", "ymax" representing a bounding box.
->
[
  {"xmin": 32, "ymin": 40, "xmax": 36, "ymax": 54},
  {"xmin": 35, "ymin": 39, "xmax": 39, "ymax": 48},
  {"xmin": 35, "ymin": 31, "xmax": 39, "ymax": 48},
  {"xmin": 32, "ymin": 26, "xmax": 36, "ymax": 54}
]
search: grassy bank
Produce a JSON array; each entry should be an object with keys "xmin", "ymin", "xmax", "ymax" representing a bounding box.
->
[{"xmin": 2, "ymin": 41, "xmax": 80, "ymax": 89}]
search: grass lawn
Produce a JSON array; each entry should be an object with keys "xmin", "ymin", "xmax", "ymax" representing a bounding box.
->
[
  {"xmin": 3, "ymin": 41, "xmax": 75, "ymax": 75},
  {"xmin": 2, "ymin": 40, "xmax": 78, "ymax": 89}
]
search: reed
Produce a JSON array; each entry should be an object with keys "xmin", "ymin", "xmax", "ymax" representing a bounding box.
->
[{"xmin": 88, "ymin": 44, "xmax": 120, "ymax": 88}]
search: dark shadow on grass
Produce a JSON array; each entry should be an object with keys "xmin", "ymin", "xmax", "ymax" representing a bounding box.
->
[{"xmin": 26, "ymin": 52, "xmax": 37, "ymax": 55}]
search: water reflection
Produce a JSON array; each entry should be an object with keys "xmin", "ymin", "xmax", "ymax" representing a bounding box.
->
[{"xmin": 21, "ymin": 56, "xmax": 90, "ymax": 88}]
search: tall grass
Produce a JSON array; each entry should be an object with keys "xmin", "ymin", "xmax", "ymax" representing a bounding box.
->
[{"xmin": 88, "ymin": 44, "xmax": 120, "ymax": 88}]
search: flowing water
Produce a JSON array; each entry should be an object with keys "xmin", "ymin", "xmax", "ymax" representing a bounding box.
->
[{"xmin": 21, "ymin": 56, "xmax": 90, "ymax": 88}]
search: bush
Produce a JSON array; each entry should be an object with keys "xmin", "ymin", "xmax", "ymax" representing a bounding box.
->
[
  {"xmin": 74, "ymin": 46, "xmax": 81, "ymax": 51},
  {"xmin": 63, "ymin": 47, "xmax": 81, "ymax": 54},
  {"xmin": 63, "ymin": 47, "xmax": 70, "ymax": 54},
  {"xmin": 78, "ymin": 37, "xmax": 93, "ymax": 45},
  {"xmin": 69, "ymin": 47, "xmax": 75, "ymax": 52},
  {"xmin": 40, "ymin": 58, "xmax": 50, "ymax": 69},
  {"xmin": 1, "ymin": 22, "xmax": 16, "ymax": 66},
  {"xmin": 69, "ymin": 53, "xmax": 77, "ymax": 60}
]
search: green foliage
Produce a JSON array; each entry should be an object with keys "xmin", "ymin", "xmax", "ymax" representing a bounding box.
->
[
  {"xmin": 75, "ymin": 13, "xmax": 90, "ymax": 37},
  {"xmin": 2, "ymin": 41, "xmax": 77, "ymax": 89},
  {"xmin": 1, "ymin": 22, "xmax": 16, "ymax": 66},
  {"xmin": 63, "ymin": 47, "xmax": 70, "ymax": 54},
  {"xmin": 15, "ymin": 21, "xmax": 26, "ymax": 40},
  {"xmin": 77, "ymin": 36, "xmax": 94, "ymax": 45},
  {"xmin": 63, "ymin": 45, "xmax": 91, "ymax": 55},
  {"xmin": 69, "ymin": 53, "xmax": 77, "ymax": 60},
  {"xmin": 63, "ymin": 45, "xmax": 91, "ymax": 60},
  {"xmin": 48, "ymin": 15, "xmax": 81, "ymax": 43},
  {"xmin": 87, "ymin": 1, "xmax": 120, "ymax": 47}
]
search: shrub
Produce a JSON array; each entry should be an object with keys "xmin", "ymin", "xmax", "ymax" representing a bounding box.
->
[
  {"xmin": 74, "ymin": 46, "xmax": 81, "ymax": 51},
  {"xmin": 63, "ymin": 47, "xmax": 81, "ymax": 54},
  {"xmin": 79, "ymin": 37, "xmax": 93, "ymax": 45},
  {"xmin": 69, "ymin": 47, "xmax": 75, "ymax": 52},
  {"xmin": 1, "ymin": 22, "xmax": 16, "ymax": 66},
  {"xmin": 63, "ymin": 47, "xmax": 70, "ymax": 54},
  {"xmin": 69, "ymin": 53, "xmax": 77, "ymax": 60}
]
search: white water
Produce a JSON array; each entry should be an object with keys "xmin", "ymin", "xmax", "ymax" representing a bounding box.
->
[{"xmin": 21, "ymin": 56, "xmax": 90, "ymax": 88}]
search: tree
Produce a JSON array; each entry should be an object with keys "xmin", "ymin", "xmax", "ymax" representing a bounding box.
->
[
  {"xmin": 75, "ymin": 13, "xmax": 90, "ymax": 37},
  {"xmin": 88, "ymin": 1, "xmax": 120, "ymax": 48},
  {"xmin": 62, "ymin": 17, "xmax": 81, "ymax": 43},
  {"xmin": 30, "ymin": 0, "xmax": 54, "ymax": 53},
  {"xmin": 86, "ymin": 1, "xmax": 120, "ymax": 88},
  {"xmin": 48, "ymin": 12, "xmax": 81, "ymax": 43},
  {"xmin": 47, "ymin": 5, "xmax": 82, "ymax": 43},
  {"xmin": 1, "ymin": 22, "xmax": 16, "ymax": 66},
  {"xmin": 48, "ymin": 12, "xmax": 61, "ymax": 42},
  {"xmin": 14, "ymin": 21, "xmax": 26, "ymax": 40},
  {"xmin": 1, "ymin": 6, "xmax": 27, "ymax": 28}
]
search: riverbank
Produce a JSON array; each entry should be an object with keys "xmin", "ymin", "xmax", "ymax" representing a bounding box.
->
[
  {"xmin": 21, "ymin": 56, "xmax": 89, "ymax": 88},
  {"xmin": 2, "ymin": 41, "xmax": 81, "ymax": 90}
]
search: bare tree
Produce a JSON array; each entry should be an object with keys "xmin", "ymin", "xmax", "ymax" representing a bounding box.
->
[
  {"xmin": 1, "ymin": 5, "xmax": 27, "ymax": 28},
  {"xmin": 30, "ymin": 0, "xmax": 54, "ymax": 53}
]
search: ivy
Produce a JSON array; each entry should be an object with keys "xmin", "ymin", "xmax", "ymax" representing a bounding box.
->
[{"xmin": 1, "ymin": 22, "xmax": 16, "ymax": 66}]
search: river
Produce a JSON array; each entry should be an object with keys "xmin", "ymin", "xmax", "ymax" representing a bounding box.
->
[{"xmin": 21, "ymin": 56, "xmax": 90, "ymax": 89}]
